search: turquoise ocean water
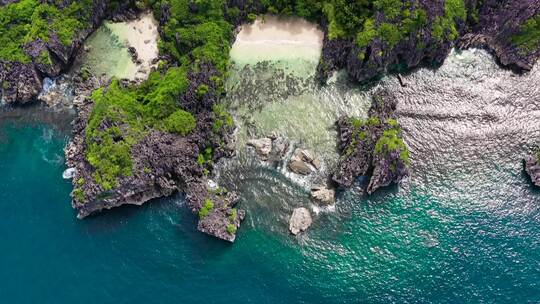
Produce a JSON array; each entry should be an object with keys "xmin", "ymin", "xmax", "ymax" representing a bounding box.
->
[{"xmin": 1, "ymin": 48, "xmax": 540, "ymax": 303}]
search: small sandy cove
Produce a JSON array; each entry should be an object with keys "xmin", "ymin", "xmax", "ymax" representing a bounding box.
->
[
  {"xmin": 230, "ymin": 15, "xmax": 323, "ymax": 65},
  {"xmin": 106, "ymin": 11, "xmax": 159, "ymax": 80}
]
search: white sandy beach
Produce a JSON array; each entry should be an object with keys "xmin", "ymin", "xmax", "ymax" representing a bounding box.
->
[
  {"xmin": 230, "ymin": 16, "xmax": 323, "ymax": 66},
  {"xmin": 106, "ymin": 11, "xmax": 159, "ymax": 80}
]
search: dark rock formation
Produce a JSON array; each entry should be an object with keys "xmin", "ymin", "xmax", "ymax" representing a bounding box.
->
[
  {"xmin": 524, "ymin": 154, "xmax": 540, "ymax": 187},
  {"xmin": 318, "ymin": 0, "xmax": 540, "ymax": 84},
  {"xmin": 0, "ymin": 0, "xmax": 123, "ymax": 104},
  {"xmin": 65, "ymin": 69, "xmax": 244, "ymax": 242},
  {"xmin": 333, "ymin": 90, "xmax": 409, "ymax": 194},
  {"xmin": 458, "ymin": 0, "xmax": 540, "ymax": 71},
  {"xmin": 197, "ymin": 189, "xmax": 246, "ymax": 242}
]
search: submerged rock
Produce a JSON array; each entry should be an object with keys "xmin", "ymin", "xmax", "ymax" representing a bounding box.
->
[
  {"xmin": 247, "ymin": 137, "xmax": 272, "ymax": 160},
  {"xmin": 289, "ymin": 157, "xmax": 312, "ymax": 175},
  {"xmin": 524, "ymin": 154, "xmax": 540, "ymax": 187},
  {"xmin": 289, "ymin": 207, "xmax": 312, "ymax": 235}
]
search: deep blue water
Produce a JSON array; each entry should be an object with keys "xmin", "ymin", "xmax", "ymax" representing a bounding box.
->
[{"xmin": 1, "ymin": 113, "xmax": 540, "ymax": 303}]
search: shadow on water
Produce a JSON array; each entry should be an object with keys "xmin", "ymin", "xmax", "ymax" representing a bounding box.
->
[{"xmin": 0, "ymin": 102, "xmax": 74, "ymax": 134}]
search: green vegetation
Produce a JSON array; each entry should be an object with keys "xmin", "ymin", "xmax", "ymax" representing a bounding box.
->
[
  {"xmin": 85, "ymin": 67, "xmax": 195, "ymax": 190},
  {"xmin": 0, "ymin": 0, "xmax": 94, "ymax": 63},
  {"xmin": 82, "ymin": 1, "xmax": 240, "ymax": 191},
  {"xmin": 374, "ymin": 127, "xmax": 410, "ymax": 164},
  {"xmin": 247, "ymin": 13, "xmax": 257, "ymax": 22},
  {"xmin": 212, "ymin": 103, "xmax": 234, "ymax": 134},
  {"xmin": 73, "ymin": 188, "xmax": 86, "ymax": 202},
  {"xmin": 197, "ymin": 147, "xmax": 214, "ymax": 167},
  {"xmin": 153, "ymin": 0, "xmax": 233, "ymax": 73},
  {"xmin": 293, "ymin": 0, "xmax": 432, "ymax": 50},
  {"xmin": 511, "ymin": 14, "xmax": 540, "ymax": 52},
  {"xmin": 345, "ymin": 115, "xmax": 409, "ymax": 165},
  {"xmin": 198, "ymin": 199, "xmax": 215, "ymax": 218},
  {"xmin": 164, "ymin": 109, "xmax": 197, "ymax": 135},
  {"xmin": 432, "ymin": 0, "xmax": 467, "ymax": 41},
  {"xmin": 226, "ymin": 224, "xmax": 237, "ymax": 234},
  {"xmin": 228, "ymin": 208, "xmax": 238, "ymax": 221},
  {"xmin": 346, "ymin": 117, "xmax": 370, "ymax": 156},
  {"xmin": 196, "ymin": 84, "xmax": 209, "ymax": 98}
]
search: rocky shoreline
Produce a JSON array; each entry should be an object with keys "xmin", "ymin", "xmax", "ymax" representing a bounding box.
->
[
  {"xmin": 524, "ymin": 154, "xmax": 540, "ymax": 187},
  {"xmin": 64, "ymin": 70, "xmax": 245, "ymax": 241},
  {"xmin": 317, "ymin": 0, "xmax": 540, "ymax": 84},
  {"xmin": 1, "ymin": 0, "xmax": 539, "ymax": 241},
  {"xmin": 1, "ymin": 0, "xmax": 109, "ymax": 104}
]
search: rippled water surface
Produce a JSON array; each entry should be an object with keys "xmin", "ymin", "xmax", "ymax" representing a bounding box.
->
[
  {"xmin": 217, "ymin": 48, "xmax": 540, "ymax": 302},
  {"xmin": 1, "ymin": 47, "xmax": 540, "ymax": 302}
]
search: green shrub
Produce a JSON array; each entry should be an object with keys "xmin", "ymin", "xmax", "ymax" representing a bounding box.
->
[
  {"xmin": 212, "ymin": 103, "xmax": 234, "ymax": 133},
  {"xmin": 164, "ymin": 110, "xmax": 196, "ymax": 136},
  {"xmin": 226, "ymin": 224, "xmax": 237, "ymax": 234},
  {"xmin": 431, "ymin": 0, "xmax": 466, "ymax": 41},
  {"xmin": 196, "ymin": 84, "xmax": 209, "ymax": 98},
  {"xmin": 379, "ymin": 22, "xmax": 402, "ymax": 48},
  {"xmin": 247, "ymin": 13, "xmax": 257, "ymax": 22},
  {"xmin": 228, "ymin": 208, "xmax": 237, "ymax": 221},
  {"xmin": 197, "ymin": 147, "xmax": 214, "ymax": 166},
  {"xmin": 85, "ymin": 66, "xmax": 194, "ymax": 189},
  {"xmin": 511, "ymin": 14, "xmax": 540, "ymax": 52},
  {"xmin": 198, "ymin": 199, "xmax": 215, "ymax": 219},
  {"xmin": 73, "ymin": 188, "xmax": 86, "ymax": 202},
  {"xmin": 0, "ymin": 0, "xmax": 94, "ymax": 63},
  {"xmin": 374, "ymin": 127, "xmax": 410, "ymax": 164},
  {"xmin": 356, "ymin": 18, "xmax": 377, "ymax": 48}
]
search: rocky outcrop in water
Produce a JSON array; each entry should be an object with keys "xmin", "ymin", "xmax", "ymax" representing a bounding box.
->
[
  {"xmin": 524, "ymin": 154, "xmax": 540, "ymax": 187},
  {"xmin": 311, "ymin": 186, "xmax": 335, "ymax": 205},
  {"xmin": 333, "ymin": 90, "xmax": 409, "ymax": 194},
  {"xmin": 247, "ymin": 135, "xmax": 323, "ymax": 176},
  {"xmin": 289, "ymin": 149, "xmax": 319, "ymax": 175},
  {"xmin": 247, "ymin": 137, "xmax": 272, "ymax": 160},
  {"xmin": 289, "ymin": 207, "xmax": 312, "ymax": 235},
  {"xmin": 64, "ymin": 69, "xmax": 244, "ymax": 242},
  {"xmin": 197, "ymin": 189, "xmax": 246, "ymax": 242}
]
